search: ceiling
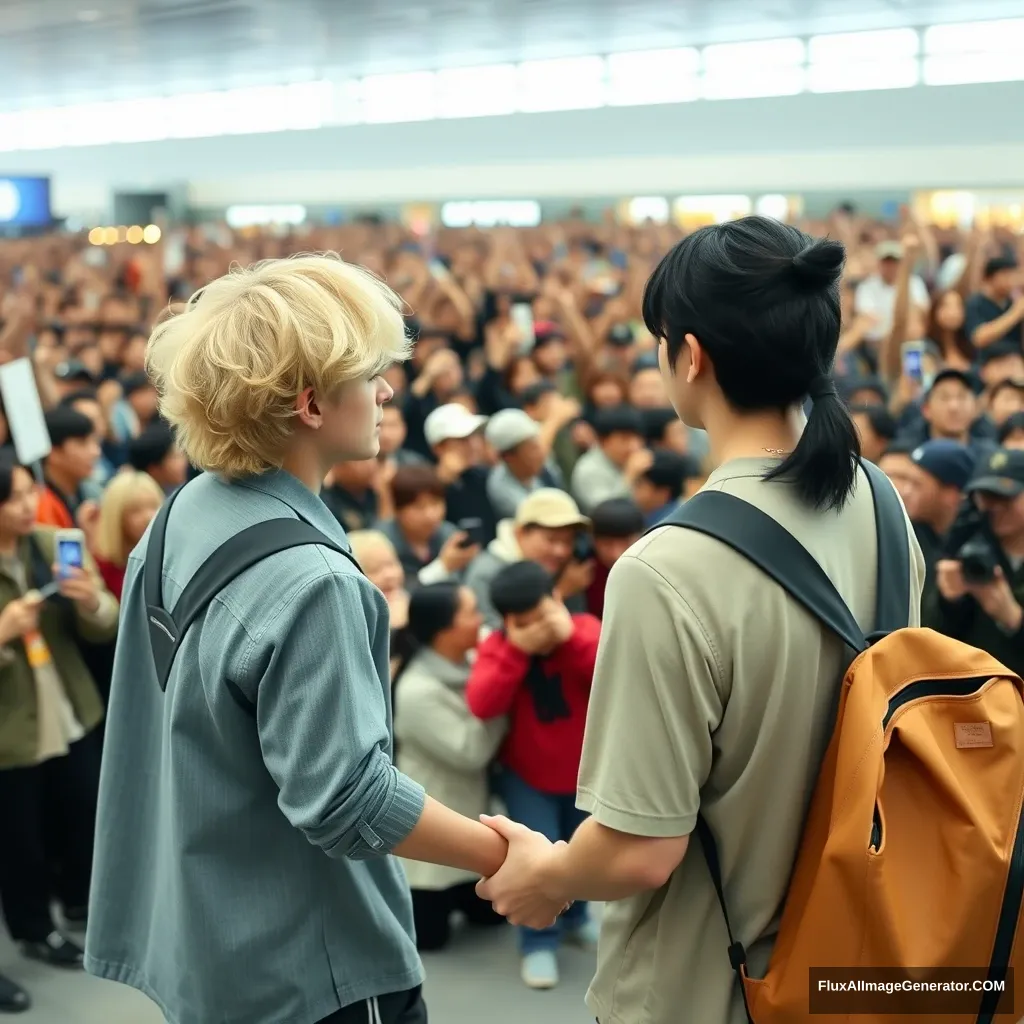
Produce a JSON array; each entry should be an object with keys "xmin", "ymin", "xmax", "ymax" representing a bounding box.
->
[{"xmin": 4, "ymin": 0, "xmax": 1023, "ymax": 106}]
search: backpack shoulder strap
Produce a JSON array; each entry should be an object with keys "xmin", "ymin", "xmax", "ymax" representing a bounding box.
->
[
  {"xmin": 861, "ymin": 458, "xmax": 912, "ymax": 635},
  {"xmin": 144, "ymin": 483, "xmax": 184, "ymax": 611},
  {"xmin": 146, "ymin": 512, "xmax": 360, "ymax": 705},
  {"xmin": 658, "ymin": 489, "xmax": 868, "ymax": 654}
]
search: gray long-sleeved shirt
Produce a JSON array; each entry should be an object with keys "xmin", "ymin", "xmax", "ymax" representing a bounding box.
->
[{"xmin": 85, "ymin": 469, "xmax": 425, "ymax": 1024}]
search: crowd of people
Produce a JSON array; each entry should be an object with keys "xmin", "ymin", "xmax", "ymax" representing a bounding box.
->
[{"xmin": 0, "ymin": 208, "xmax": 1023, "ymax": 1017}]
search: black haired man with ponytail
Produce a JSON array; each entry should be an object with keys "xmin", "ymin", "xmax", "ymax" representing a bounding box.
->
[{"xmin": 472, "ymin": 217, "xmax": 926, "ymax": 1024}]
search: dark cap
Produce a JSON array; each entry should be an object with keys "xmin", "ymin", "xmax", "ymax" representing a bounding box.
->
[
  {"xmin": 911, "ymin": 440, "xmax": 975, "ymax": 491},
  {"xmin": 519, "ymin": 380, "xmax": 558, "ymax": 409},
  {"xmin": 120, "ymin": 370, "xmax": 154, "ymax": 397},
  {"xmin": 966, "ymin": 448, "xmax": 1024, "ymax": 497},
  {"xmin": 590, "ymin": 498, "xmax": 645, "ymax": 539},
  {"xmin": 984, "ymin": 256, "xmax": 1019, "ymax": 279},
  {"xmin": 532, "ymin": 321, "xmax": 566, "ymax": 347},
  {"xmin": 593, "ymin": 404, "xmax": 645, "ymax": 438},
  {"xmin": 928, "ymin": 367, "xmax": 980, "ymax": 396},
  {"xmin": 839, "ymin": 375, "xmax": 888, "ymax": 406},
  {"xmin": 54, "ymin": 359, "xmax": 95, "ymax": 384},
  {"xmin": 977, "ymin": 340, "xmax": 1024, "ymax": 367},
  {"xmin": 999, "ymin": 412, "xmax": 1024, "ymax": 443},
  {"xmin": 607, "ymin": 323, "xmax": 635, "ymax": 348}
]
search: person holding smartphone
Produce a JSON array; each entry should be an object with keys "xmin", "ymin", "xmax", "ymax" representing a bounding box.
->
[{"xmin": 0, "ymin": 451, "xmax": 118, "ymax": 1001}]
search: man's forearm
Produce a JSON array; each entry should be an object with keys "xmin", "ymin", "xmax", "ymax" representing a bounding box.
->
[
  {"xmin": 538, "ymin": 817, "xmax": 688, "ymax": 903},
  {"xmin": 394, "ymin": 795, "xmax": 507, "ymax": 878}
]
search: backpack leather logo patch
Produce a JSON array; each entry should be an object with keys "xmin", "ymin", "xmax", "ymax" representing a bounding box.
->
[{"xmin": 954, "ymin": 722, "xmax": 993, "ymax": 749}]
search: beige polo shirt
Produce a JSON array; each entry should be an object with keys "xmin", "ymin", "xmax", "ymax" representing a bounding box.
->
[{"xmin": 577, "ymin": 457, "xmax": 924, "ymax": 1024}]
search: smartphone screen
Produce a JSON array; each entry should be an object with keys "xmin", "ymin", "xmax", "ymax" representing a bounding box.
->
[
  {"xmin": 902, "ymin": 343, "xmax": 924, "ymax": 383},
  {"xmin": 510, "ymin": 303, "xmax": 535, "ymax": 354},
  {"xmin": 56, "ymin": 534, "xmax": 84, "ymax": 579}
]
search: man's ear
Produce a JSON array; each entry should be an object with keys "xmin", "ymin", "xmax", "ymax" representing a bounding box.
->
[
  {"xmin": 683, "ymin": 333, "xmax": 703, "ymax": 384},
  {"xmin": 295, "ymin": 386, "xmax": 322, "ymax": 429}
]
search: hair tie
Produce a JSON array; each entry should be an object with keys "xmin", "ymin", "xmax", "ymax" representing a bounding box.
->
[{"xmin": 808, "ymin": 374, "xmax": 837, "ymax": 401}]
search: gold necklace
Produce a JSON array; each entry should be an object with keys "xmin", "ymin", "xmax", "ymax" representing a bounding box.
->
[{"xmin": 763, "ymin": 447, "xmax": 788, "ymax": 456}]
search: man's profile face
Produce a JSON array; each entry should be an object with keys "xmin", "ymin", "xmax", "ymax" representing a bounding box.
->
[{"xmin": 321, "ymin": 375, "xmax": 393, "ymax": 462}]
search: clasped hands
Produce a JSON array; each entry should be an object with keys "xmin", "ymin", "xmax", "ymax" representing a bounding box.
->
[{"xmin": 475, "ymin": 814, "xmax": 572, "ymax": 930}]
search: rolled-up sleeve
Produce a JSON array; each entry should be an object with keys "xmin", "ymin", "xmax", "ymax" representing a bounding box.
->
[{"xmin": 246, "ymin": 570, "xmax": 425, "ymax": 860}]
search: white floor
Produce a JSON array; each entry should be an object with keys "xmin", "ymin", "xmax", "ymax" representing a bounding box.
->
[{"xmin": 0, "ymin": 916, "xmax": 597, "ymax": 1023}]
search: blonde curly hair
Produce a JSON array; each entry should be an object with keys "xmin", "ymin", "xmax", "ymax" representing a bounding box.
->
[{"xmin": 146, "ymin": 253, "xmax": 410, "ymax": 479}]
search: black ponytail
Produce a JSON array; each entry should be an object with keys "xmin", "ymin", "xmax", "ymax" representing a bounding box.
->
[
  {"xmin": 643, "ymin": 216, "xmax": 860, "ymax": 511},
  {"xmin": 763, "ymin": 372, "xmax": 860, "ymax": 511}
]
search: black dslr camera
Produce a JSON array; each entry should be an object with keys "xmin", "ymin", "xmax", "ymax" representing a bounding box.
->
[{"xmin": 946, "ymin": 502, "xmax": 1002, "ymax": 584}]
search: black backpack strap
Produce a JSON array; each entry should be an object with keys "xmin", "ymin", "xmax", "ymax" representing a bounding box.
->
[
  {"xmin": 861, "ymin": 458, "xmax": 912, "ymax": 636},
  {"xmin": 144, "ymin": 484, "xmax": 184, "ymax": 611},
  {"xmin": 658, "ymin": 486, "xmax": 872, "ymax": 1023},
  {"xmin": 659, "ymin": 490, "xmax": 868, "ymax": 654},
  {"xmin": 146, "ymin": 512, "xmax": 359, "ymax": 711}
]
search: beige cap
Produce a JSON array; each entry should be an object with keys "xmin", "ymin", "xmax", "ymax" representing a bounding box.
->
[
  {"xmin": 876, "ymin": 240, "xmax": 904, "ymax": 261},
  {"xmin": 514, "ymin": 488, "xmax": 589, "ymax": 529}
]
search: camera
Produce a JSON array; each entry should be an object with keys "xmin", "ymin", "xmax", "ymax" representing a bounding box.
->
[{"xmin": 947, "ymin": 502, "xmax": 1001, "ymax": 584}]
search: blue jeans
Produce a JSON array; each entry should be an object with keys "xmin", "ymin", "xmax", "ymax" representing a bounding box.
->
[{"xmin": 500, "ymin": 769, "xmax": 588, "ymax": 954}]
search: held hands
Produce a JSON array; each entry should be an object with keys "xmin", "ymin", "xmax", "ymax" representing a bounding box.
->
[
  {"xmin": 53, "ymin": 565, "xmax": 100, "ymax": 615},
  {"xmin": 475, "ymin": 814, "xmax": 570, "ymax": 929}
]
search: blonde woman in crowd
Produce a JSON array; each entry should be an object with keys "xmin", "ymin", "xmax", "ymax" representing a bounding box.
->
[
  {"xmin": 91, "ymin": 470, "xmax": 165, "ymax": 601},
  {"xmin": 392, "ymin": 582, "xmax": 506, "ymax": 950}
]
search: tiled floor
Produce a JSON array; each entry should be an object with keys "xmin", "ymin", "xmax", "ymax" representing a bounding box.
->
[{"xmin": 0, "ymin": 915, "xmax": 597, "ymax": 1023}]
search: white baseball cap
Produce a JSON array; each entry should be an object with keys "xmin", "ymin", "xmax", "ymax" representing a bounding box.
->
[
  {"xmin": 485, "ymin": 408, "xmax": 541, "ymax": 454},
  {"xmin": 424, "ymin": 403, "xmax": 488, "ymax": 448}
]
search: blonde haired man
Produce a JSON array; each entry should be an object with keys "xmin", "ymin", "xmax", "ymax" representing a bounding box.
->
[{"xmin": 85, "ymin": 256, "xmax": 515, "ymax": 1024}]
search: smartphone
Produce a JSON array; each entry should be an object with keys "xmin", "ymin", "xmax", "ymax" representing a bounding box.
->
[
  {"xmin": 572, "ymin": 531, "xmax": 595, "ymax": 563},
  {"xmin": 55, "ymin": 529, "xmax": 85, "ymax": 580},
  {"xmin": 902, "ymin": 341, "xmax": 926, "ymax": 384},
  {"xmin": 428, "ymin": 259, "xmax": 450, "ymax": 280},
  {"xmin": 510, "ymin": 302, "xmax": 535, "ymax": 355},
  {"xmin": 456, "ymin": 517, "xmax": 484, "ymax": 548}
]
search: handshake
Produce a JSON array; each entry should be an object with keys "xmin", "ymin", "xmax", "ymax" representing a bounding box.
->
[{"xmin": 474, "ymin": 814, "xmax": 573, "ymax": 930}]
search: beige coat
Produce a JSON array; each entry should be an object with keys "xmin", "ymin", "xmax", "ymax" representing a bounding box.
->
[{"xmin": 394, "ymin": 647, "xmax": 506, "ymax": 891}]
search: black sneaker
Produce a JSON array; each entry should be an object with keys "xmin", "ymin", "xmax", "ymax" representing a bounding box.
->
[
  {"xmin": 0, "ymin": 972, "xmax": 30, "ymax": 1014},
  {"xmin": 19, "ymin": 932, "xmax": 84, "ymax": 969}
]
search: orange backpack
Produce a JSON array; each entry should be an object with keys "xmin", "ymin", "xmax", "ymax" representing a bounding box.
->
[{"xmin": 666, "ymin": 459, "xmax": 1024, "ymax": 1023}]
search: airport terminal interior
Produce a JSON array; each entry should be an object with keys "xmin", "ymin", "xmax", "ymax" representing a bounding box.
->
[{"xmin": 4, "ymin": 0, "xmax": 1024, "ymax": 1021}]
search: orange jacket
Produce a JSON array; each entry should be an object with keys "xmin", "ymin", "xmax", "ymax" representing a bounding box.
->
[{"xmin": 35, "ymin": 485, "xmax": 74, "ymax": 529}]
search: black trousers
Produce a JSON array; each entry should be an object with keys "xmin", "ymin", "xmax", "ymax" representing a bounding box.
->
[
  {"xmin": 411, "ymin": 882, "xmax": 505, "ymax": 951},
  {"xmin": 318, "ymin": 986, "xmax": 427, "ymax": 1023},
  {"xmin": 0, "ymin": 733, "xmax": 100, "ymax": 941}
]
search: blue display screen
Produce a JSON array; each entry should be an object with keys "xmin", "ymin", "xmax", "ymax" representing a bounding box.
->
[{"xmin": 0, "ymin": 176, "xmax": 52, "ymax": 227}]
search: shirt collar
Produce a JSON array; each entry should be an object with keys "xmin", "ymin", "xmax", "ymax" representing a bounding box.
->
[{"xmin": 234, "ymin": 469, "xmax": 353, "ymax": 551}]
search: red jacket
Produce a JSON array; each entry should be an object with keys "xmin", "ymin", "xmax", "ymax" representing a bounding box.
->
[{"xmin": 466, "ymin": 614, "xmax": 601, "ymax": 795}]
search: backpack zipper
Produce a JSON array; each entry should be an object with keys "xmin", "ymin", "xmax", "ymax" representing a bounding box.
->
[
  {"xmin": 872, "ymin": 675, "xmax": 992, "ymax": 850},
  {"xmin": 882, "ymin": 675, "xmax": 992, "ymax": 731},
  {"xmin": 875, "ymin": 674, "xmax": 1019, "ymax": 1022}
]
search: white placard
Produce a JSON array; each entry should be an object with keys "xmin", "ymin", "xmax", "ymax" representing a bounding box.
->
[{"xmin": 0, "ymin": 358, "xmax": 51, "ymax": 465}]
